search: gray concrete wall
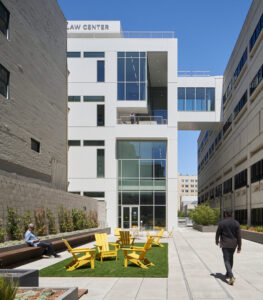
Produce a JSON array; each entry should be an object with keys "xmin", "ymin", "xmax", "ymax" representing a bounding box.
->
[
  {"xmin": 0, "ymin": 0, "xmax": 67, "ymax": 190},
  {"xmin": 0, "ymin": 174, "xmax": 106, "ymax": 229}
]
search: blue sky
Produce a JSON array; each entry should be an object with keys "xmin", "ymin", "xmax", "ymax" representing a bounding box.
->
[{"xmin": 58, "ymin": 0, "xmax": 253, "ymax": 174}]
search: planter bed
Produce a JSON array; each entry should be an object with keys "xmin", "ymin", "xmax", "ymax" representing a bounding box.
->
[
  {"xmin": 0, "ymin": 227, "xmax": 110, "ymax": 267},
  {"xmin": 193, "ymin": 224, "xmax": 218, "ymax": 232},
  {"xmin": 15, "ymin": 287, "xmax": 78, "ymax": 300},
  {"xmin": 0, "ymin": 269, "xmax": 38, "ymax": 286},
  {"xmin": 241, "ymin": 229, "xmax": 263, "ymax": 244}
]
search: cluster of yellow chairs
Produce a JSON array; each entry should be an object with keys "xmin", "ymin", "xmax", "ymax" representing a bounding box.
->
[{"xmin": 62, "ymin": 227, "xmax": 168, "ymax": 271}]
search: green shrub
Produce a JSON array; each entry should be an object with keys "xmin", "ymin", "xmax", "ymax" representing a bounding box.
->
[
  {"xmin": 47, "ymin": 209, "xmax": 57, "ymax": 234},
  {"xmin": 190, "ymin": 204, "xmax": 219, "ymax": 226},
  {"xmin": 255, "ymin": 226, "xmax": 263, "ymax": 232},
  {"xmin": 0, "ymin": 219, "xmax": 5, "ymax": 242},
  {"xmin": 72, "ymin": 209, "xmax": 87, "ymax": 230},
  {"xmin": 21, "ymin": 210, "xmax": 32, "ymax": 233},
  {"xmin": 86, "ymin": 210, "xmax": 98, "ymax": 228},
  {"xmin": 240, "ymin": 224, "xmax": 249, "ymax": 230},
  {"xmin": 178, "ymin": 211, "xmax": 188, "ymax": 217},
  {"xmin": 58, "ymin": 206, "xmax": 74, "ymax": 232},
  {"xmin": 34, "ymin": 207, "xmax": 48, "ymax": 236},
  {"xmin": 0, "ymin": 276, "xmax": 18, "ymax": 300},
  {"xmin": 6, "ymin": 207, "xmax": 22, "ymax": 240}
]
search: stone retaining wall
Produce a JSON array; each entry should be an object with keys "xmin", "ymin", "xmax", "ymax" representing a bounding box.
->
[{"xmin": 0, "ymin": 174, "xmax": 106, "ymax": 228}]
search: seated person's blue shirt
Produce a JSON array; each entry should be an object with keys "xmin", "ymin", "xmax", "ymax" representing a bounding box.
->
[{"xmin": 25, "ymin": 230, "xmax": 40, "ymax": 246}]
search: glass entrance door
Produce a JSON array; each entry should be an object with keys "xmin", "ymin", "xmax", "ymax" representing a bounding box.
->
[{"xmin": 122, "ymin": 206, "xmax": 139, "ymax": 229}]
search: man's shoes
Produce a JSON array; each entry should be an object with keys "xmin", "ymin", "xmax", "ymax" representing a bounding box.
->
[
  {"xmin": 225, "ymin": 273, "xmax": 230, "ymax": 279},
  {"xmin": 229, "ymin": 277, "xmax": 235, "ymax": 285},
  {"xmin": 53, "ymin": 254, "xmax": 61, "ymax": 258}
]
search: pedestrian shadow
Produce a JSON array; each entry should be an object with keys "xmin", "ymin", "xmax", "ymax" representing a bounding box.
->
[{"xmin": 210, "ymin": 273, "xmax": 228, "ymax": 284}]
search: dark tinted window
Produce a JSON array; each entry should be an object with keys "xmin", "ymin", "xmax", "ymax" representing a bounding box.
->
[
  {"xmin": 68, "ymin": 96, "xmax": 81, "ymax": 102},
  {"xmin": 83, "ymin": 140, "xmax": 104, "ymax": 146},
  {"xmin": 68, "ymin": 140, "xmax": 81, "ymax": 146},
  {"xmin": 83, "ymin": 192, "xmax": 105, "ymax": 197},
  {"xmin": 0, "ymin": 63, "xmax": 9, "ymax": 98},
  {"xmin": 97, "ymin": 61, "xmax": 105, "ymax": 82},
  {"xmin": 67, "ymin": 52, "xmax": 81, "ymax": 58},
  {"xmin": 84, "ymin": 52, "xmax": 104, "ymax": 58},
  {"xmin": 31, "ymin": 138, "xmax": 40, "ymax": 153},
  {"xmin": 97, "ymin": 105, "xmax": 104, "ymax": 126},
  {"xmin": 0, "ymin": 1, "xmax": 9, "ymax": 37}
]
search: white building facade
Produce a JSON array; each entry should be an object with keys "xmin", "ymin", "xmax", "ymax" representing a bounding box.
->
[{"xmin": 67, "ymin": 21, "xmax": 223, "ymax": 230}]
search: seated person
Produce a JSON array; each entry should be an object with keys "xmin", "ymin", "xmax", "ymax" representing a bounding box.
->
[{"xmin": 25, "ymin": 223, "xmax": 60, "ymax": 258}]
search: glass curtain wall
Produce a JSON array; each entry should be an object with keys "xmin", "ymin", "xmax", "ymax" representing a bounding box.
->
[
  {"xmin": 178, "ymin": 87, "xmax": 215, "ymax": 111},
  {"xmin": 117, "ymin": 52, "xmax": 147, "ymax": 101},
  {"xmin": 117, "ymin": 141, "xmax": 166, "ymax": 229}
]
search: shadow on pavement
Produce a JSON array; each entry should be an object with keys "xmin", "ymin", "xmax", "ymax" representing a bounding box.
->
[{"xmin": 210, "ymin": 272, "xmax": 228, "ymax": 284}]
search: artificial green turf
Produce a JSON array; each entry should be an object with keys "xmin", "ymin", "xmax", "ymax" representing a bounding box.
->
[{"xmin": 40, "ymin": 243, "xmax": 168, "ymax": 278}]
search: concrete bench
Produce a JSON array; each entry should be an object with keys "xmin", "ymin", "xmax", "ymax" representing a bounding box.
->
[{"xmin": 0, "ymin": 228, "xmax": 110, "ymax": 267}]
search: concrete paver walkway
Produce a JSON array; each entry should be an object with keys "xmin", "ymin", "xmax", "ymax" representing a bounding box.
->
[{"xmin": 16, "ymin": 228, "xmax": 263, "ymax": 299}]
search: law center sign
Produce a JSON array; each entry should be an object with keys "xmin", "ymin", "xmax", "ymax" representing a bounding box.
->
[{"xmin": 67, "ymin": 21, "xmax": 121, "ymax": 34}]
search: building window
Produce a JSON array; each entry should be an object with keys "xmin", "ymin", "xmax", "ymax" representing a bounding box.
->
[
  {"xmin": 215, "ymin": 184, "xmax": 222, "ymax": 197},
  {"xmin": 68, "ymin": 140, "xmax": 81, "ymax": 146},
  {"xmin": 97, "ymin": 149, "xmax": 105, "ymax": 178},
  {"xmin": 67, "ymin": 52, "xmax": 81, "ymax": 58},
  {"xmin": 185, "ymin": 190, "xmax": 188, "ymax": 192},
  {"xmin": 185, "ymin": 179, "xmax": 188, "ymax": 182},
  {"xmin": 233, "ymin": 91, "xmax": 247, "ymax": 120},
  {"xmin": 191, "ymin": 190, "xmax": 194, "ymax": 193},
  {"xmin": 251, "ymin": 208, "xmax": 263, "ymax": 226},
  {"xmin": 84, "ymin": 191, "xmax": 105, "ymax": 198},
  {"xmin": 182, "ymin": 190, "xmax": 184, "ymax": 192},
  {"xmin": 181, "ymin": 179, "xmax": 184, "ymax": 182},
  {"xmin": 117, "ymin": 52, "xmax": 147, "ymax": 101},
  {"xmin": 31, "ymin": 138, "xmax": 40, "ymax": 153},
  {"xmin": 223, "ymin": 178, "xmax": 232, "ymax": 194},
  {"xmin": 233, "ymin": 48, "xmax": 247, "ymax": 83},
  {"xmin": 182, "ymin": 184, "xmax": 184, "ymax": 187},
  {"xmin": 84, "ymin": 140, "xmax": 105, "ymax": 146},
  {"xmin": 235, "ymin": 209, "xmax": 247, "ymax": 225},
  {"xmin": 185, "ymin": 185, "xmax": 189, "ymax": 187},
  {"xmin": 68, "ymin": 96, "xmax": 81, "ymax": 102},
  {"xmin": 251, "ymin": 160, "xmax": 263, "ymax": 183},
  {"xmin": 0, "ymin": 63, "xmax": 9, "ymax": 98},
  {"xmin": 0, "ymin": 1, "xmax": 9, "ymax": 38},
  {"xmin": 250, "ymin": 64, "xmax": 263, "ymax": 96},
  {"xmin": 250, "ymin": 14, "xmax": 263, "ymax": 52},
  {"xmin": 178, "ymin": 87, "xmax": 215, "ymax": 111},
  {"xmin": 84, "ymin": 52, "xmax": 104, "ymax": 58},
  {"xmin": 191, "ymin": 179, "xmax": 194, "ymax": 182},
  {"xmin": 234, "ymin": 169, "xmax": 247, "ymax": 190},
  {"xmin": 84, "ymin": 96, "xmax": 104, "ymax": 102},
  {"xmin": 70, "ymin": 191, "xmax": 81, "ymax": 195},
  {"xmin": 223, "ymin": 114, "xmax": 232, "ymax": 135},
  {"xmin": 97, "ymin": 105, "xmax": 104, "ymax": 126},
  {"xmin": 117, "ymin": 141, "xmax": 166, "ymax": 229},
  {"xmin": 97, "ymin": 61, "xmax": 105, "ymax": 82}
]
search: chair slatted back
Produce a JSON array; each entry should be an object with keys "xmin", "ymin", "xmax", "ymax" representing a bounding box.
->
[
  {"xmin": 139, "ymin": 237, "xmax": 154, "ymax": 260},
  {"xmin": 155, "ymin": 228, "xmax": 165, "ymax": 243},
  {"xmin": 62, "ymin": 238, "xmax": 78, "ymax": 260},
  {"xmin": 95, "ymin": 233, "xmax": 109, "ymax": 252},
  {"xmin": 114, "ymin": 228, "xmax": 121, "ymax": 237},
  {"xmin": 120, "ymin": 231, "xmax": 131, "ymax": 246}
]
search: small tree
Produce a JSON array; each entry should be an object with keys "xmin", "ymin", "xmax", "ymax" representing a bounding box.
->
[
  {"xmin": 34, "ymin": 207, "xmax": 48, "ymax": 236},
  {"xmin": 6, "ymin": 207, "xmax": 22, "ymax": 240},
  {"xmin": 46, "ymin": 209, "xmax": 57, "ymax": 234},
  {"xmin": 0, "ymin": 219, "xmax": 5, "ymax": 242},
  {"xmin": 0, "ymin": 276, "xmax": 18, "ymax": 300},
  {"xmin": 190, "ymin": 204, "xmax": 219, "ymax": 226},
  {"xmin": 58, "ymin": 206, "xmax": 73, "ymax": 232},
  {"xmin": 72, "ymin": 208, "xmax": 87, "ymax": 230},
  {"xmin": 21, "ymin": 210, "xmax": 32, "ymax": 233}
]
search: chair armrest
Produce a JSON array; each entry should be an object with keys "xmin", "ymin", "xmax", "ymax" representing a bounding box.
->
[
  {"xmin": 148, "ymin": 235, "xmax": 163, "ymax": 238},
  {"xmin": 109, "ymin": 243, "xmax": 119, "ymax": 246},
  {"xmin": 71, "ymin": 249, "xmax": 95, "ymax": 254}
]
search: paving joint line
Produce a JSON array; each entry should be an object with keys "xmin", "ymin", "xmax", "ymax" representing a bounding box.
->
[
  {"xmin": 172, "ymin": 236, "xmax": 193, "ymax": 300},
  {"xmin": 102, "ymin": 277, "xmax": 120, "ymax": 300},
  {"xmin": 178, "ymin": 231, "xmax": 234, "ymax": 300},
  {"xmin": 135, "ymin": 278, "xmax": 144, "ymax": 300}
]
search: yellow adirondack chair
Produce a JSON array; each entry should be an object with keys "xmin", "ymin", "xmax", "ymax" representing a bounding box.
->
[
  {"xmin": 147, "ymin": 228, "xmax": 165, "ymax": 247},
  {"xmin": 123, "ymin": 237, "xmax": 154, "ymax": 269},
  {"xmin": 95, "ymin": 233, "xmax": 119, "ymax": 262},
  {"xmin": 114, "ymin": 228, "xmax": 121, "ymax": 242},
  {"xmin": 62, "ymin": 239, "xmax": 95, "ymax": 271},
  {"xmin": 119, "ymin": 230, "xmax": 135, "ymax": 248}
]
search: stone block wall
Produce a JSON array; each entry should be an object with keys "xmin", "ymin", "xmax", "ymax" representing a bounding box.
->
[{"xmin": 0, "ymin": 174, "xmax": 106, "ymax": 229}]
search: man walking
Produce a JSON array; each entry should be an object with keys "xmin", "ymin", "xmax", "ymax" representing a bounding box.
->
[
  {"xmin": 25, "ymin": 223, "xmax": 60, "ymax": 258},
  {"xmin": 215, "ymin": 209, "xmax": 241, "ymax": 285}
]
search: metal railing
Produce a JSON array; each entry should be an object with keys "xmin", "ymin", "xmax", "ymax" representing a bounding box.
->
[
  {"xmin": 178, "ymin": 70, "xmax": 210, "ymax": 77},
  {"xmin": 121, "ymin": 31, "xmax": 175, "ymax": 39},
  {"xmin": 117, "ymin": 115, "xmax": 167, "ymax": 125}
]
